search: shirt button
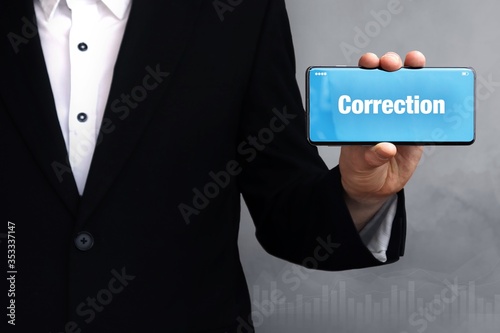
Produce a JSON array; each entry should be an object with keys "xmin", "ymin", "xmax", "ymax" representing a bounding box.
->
[
  {"xmin": 77, "ymin": 113, "xmax": 88, "ymax": 122},
  {"xmin": 74, "ymin": 232, "xmax": 94, "ymax": 251},
  {"xmin": 78, "ymin": 43, "xmax": 88, "ymax": 51}
]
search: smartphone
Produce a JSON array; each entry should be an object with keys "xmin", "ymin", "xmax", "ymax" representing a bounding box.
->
[{"xmin": 306, "ymin": 66, "xmax": 476, "ymax": 145}]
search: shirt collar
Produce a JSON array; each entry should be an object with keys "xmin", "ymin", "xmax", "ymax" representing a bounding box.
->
[
  {"xmin": 38, "ymin": 0, "xmax": 132, "ymax": 21},
  {"xmin": 101, "ymin": 0, "xmax": 132, "ymax": 20},
  {"xmin": 38, "ymin": 0, "xmax": 60, "ymax": 21}
]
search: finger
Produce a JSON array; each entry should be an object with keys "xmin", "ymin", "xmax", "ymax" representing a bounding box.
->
[
  {"xmin": 364, "ymin": 142, "xmax": 397, "ymax": 168},
  {"xmin": 379, "ymin": 52, "xmax": 403, "ymax": 72},
  {"xmin": 404, "ymin": 50, "xmax": 426, "ymax": 68},
  {"xmin": 358, "ymin": 52, "xmax": 380, "ymax": 68}
]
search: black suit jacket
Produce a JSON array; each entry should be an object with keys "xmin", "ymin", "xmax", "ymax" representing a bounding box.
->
[{"xmin": 0, "ymin": 0, "xmax": 406, "ymax": 331}]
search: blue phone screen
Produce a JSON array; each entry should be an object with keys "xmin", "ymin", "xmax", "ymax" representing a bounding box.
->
[{"xmin": 307, "ymin": 67, "xmax": 475, "ymax": 144}]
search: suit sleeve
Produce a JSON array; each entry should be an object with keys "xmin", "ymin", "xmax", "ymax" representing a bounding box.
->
[{"xmin": 237, "ymin": 0, "xmax": 406, "ymax": 271}]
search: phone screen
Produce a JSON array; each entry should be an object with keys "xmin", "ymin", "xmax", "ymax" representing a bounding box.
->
[{"xmin": 306, "ymin": 67, "xmax": 475, "ymax": 145}]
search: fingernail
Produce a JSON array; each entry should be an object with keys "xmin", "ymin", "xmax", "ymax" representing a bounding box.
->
[
  {"xmin": 384, "ymin": 52, "xmax": 400, "ymax": 61},
  {"xmin": 371, "ymin": 146, "xmax": 390, "ymax": 161},
  {"xmin": 375, "ymin": 152, "xmax": 390, "ymax": 161}
]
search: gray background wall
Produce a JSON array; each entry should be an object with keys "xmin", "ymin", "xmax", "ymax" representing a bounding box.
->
[{"xmin": 238, "ymin": 0, "xmax": 500, "ymax": 332}]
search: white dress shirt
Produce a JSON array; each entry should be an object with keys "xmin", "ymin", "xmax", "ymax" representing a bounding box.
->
[
  {"xmin": 35, "ymin": 0, "xmax": 131, "ymax": 195},
  {"xmin": 34, "ymin": 0, "xmax": 395, "ymax": 262}
]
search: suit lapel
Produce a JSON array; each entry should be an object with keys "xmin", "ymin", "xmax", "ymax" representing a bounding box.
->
[
  {"xmin": 0, "ymin": 0, "xmax": 80, "ymax": 217},
  {"xmin": 77, "ymin": 0, "xmax": 203, "ymax": 224}
]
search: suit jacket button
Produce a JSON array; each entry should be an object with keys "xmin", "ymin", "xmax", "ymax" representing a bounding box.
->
[{"xmin": 74, "ymin": 232, "xmax": 94, "ymax": 251}]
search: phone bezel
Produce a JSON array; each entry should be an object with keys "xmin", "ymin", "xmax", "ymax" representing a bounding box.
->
[{"xmin": 305, "ymin": 66, "xmax": 476, "ymax": 146}]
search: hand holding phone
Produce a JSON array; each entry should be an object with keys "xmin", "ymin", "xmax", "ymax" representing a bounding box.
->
[{"xmin": 337, "ymin": 51, "xmax": 431, "ymax": 229}]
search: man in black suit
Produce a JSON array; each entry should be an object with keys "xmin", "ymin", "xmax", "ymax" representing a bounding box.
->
[{"xmin": 1, "ymin": 0, "xmax": 425, "ymax": 332}]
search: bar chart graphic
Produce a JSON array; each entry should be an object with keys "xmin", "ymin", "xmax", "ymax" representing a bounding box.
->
[{"xmin": 250, "ymin": 278, "xmax": 500, "ymax": 331}]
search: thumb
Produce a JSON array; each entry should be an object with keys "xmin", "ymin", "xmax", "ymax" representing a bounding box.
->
[{"xmin": 365, "ymin": 143, "xmax": 397, "ymax": 168}]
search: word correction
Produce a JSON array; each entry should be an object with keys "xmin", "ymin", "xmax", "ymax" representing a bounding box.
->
[{"xmin": 338, "ymin": 95, "xmax": 446, "ymax": 115}]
